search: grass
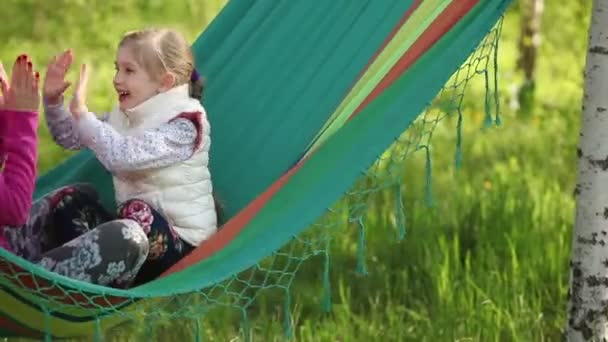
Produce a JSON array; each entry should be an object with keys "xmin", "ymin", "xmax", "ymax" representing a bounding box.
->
[{"xmin": 1, "ymin": 0, "xmax": 592, "ymax": 341}]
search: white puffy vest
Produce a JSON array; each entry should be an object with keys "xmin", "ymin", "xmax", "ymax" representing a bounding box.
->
[{"xmin": 105, "ymin": 84, "xmax": 216, "ymax": 246}]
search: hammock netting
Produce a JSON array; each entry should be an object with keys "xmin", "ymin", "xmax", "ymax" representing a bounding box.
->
[{"xmin": 0, "ymin": 0, "xmax": 510, "ymax": 340}]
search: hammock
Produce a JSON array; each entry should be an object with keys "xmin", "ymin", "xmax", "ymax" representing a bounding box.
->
[{"xmin": 0, "ymin": 0, "xmax": 511, "ymax": 340}]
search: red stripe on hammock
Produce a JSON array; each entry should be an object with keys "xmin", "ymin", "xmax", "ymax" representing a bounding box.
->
[
  {"xmin": 353, "ymin": 0, "xmax": 423, "ymax": 82},
  {"xmin": 348, "ymin": 0, "xmax": 480, "ymax": 121},
  {"xmin": 0, "ymin": 261, "xmax": 130, "ymax": 308},
  {"xmin": 0, "ymin": 313, "xmax": 45, "ymax": 339},
  {"xmin": 161, "ymin": 156, "xmax": 308, "ymax": 276}
]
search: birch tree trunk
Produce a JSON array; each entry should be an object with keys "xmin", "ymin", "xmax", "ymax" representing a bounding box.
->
[{"xmin": 566, "ymin": 0, "xmax": 608, "ymax": 340}]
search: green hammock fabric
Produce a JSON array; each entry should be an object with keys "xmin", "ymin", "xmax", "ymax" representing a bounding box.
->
[{"xmin": 0, "ymin": 0, "xmax": 510, "ymax": 340}]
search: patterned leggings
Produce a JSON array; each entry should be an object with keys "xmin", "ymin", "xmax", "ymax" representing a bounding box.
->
[{"xmin": 1, "ymin": 184, "xmax": 193, "ymax": 288}]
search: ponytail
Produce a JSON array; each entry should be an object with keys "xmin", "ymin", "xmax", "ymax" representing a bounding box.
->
[{"xmin": 189, "ymin": 69, "xmax": 204, "ymax": 101}]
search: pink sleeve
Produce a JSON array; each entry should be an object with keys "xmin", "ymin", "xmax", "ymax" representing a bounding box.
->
[
  {"xmin": 0, "ymin": 111, "xmax": 8, "ymax": 167},
  {"xmin": 0, "ymin": 110, "xmax": 39, "ymax": 226}
]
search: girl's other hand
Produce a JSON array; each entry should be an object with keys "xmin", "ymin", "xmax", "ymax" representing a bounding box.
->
[{"xmin": 69, "ymin": 63, "xmax": 89, "ymax": 119}]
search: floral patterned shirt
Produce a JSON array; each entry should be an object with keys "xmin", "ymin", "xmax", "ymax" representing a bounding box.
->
[{"xmin": 44, "ymin": 101, "xmax": 198, "ymax": 173}]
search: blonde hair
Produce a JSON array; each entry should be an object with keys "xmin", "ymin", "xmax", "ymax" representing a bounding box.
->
[{"xmin": 119, "ymin": 27, "xmax": 204, "ymax": 100}]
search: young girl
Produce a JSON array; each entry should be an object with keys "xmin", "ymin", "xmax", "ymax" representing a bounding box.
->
[
  {"xmin": 1, "ymin": 55, "xmax": 148, "ymax": 288},
  {"xmin": 6, "ymin": 28, "xmax": 218, "ymax": 288}
]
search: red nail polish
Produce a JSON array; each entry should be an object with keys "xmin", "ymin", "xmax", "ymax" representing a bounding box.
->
[
  {"xmin": 35, "ymin": 72, "xmax": 40, "ymax": 79},
  {"xmin": 27, "ymin": 61, "xmax": 32, "ymax": 68}
]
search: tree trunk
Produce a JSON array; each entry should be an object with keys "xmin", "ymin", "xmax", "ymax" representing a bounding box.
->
[
  {"xmin": 566, "ymin": 0, "xmax": 608, "ymax": 340},
  {"xmin": 517, "ymin": 0, "xmax": 544, "ymax": 82},
  {"xmin": 516, "ymin": 0, "xmax": 544, "ymax": 113}
]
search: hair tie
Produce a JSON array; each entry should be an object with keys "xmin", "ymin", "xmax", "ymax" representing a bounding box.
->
[{"xmin": 191, "ymin": 69, "xmax": 200, "ymax": 82}]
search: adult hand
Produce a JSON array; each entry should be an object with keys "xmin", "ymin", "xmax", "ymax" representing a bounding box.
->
[
  {"xmin": 0, "ymin": 61, "xmax": 8, "ymax": 108},
  {"xmin": 1, "ymin": 55, "xmax": 40, "ymax": 112}
]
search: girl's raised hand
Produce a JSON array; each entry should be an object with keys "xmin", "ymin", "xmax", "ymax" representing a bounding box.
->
[
  {"xmin": 69, "ymin": 63, "xmax": 89, "ymax": 119},
  {"xmin": 43, "ymin": 49, "xmax": 73, "ymax": 105}
]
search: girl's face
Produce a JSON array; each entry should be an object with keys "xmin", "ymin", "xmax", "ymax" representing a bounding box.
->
[{"xmin": 113, "ymin": 45, "xmax": 164, "ymax": 111}]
